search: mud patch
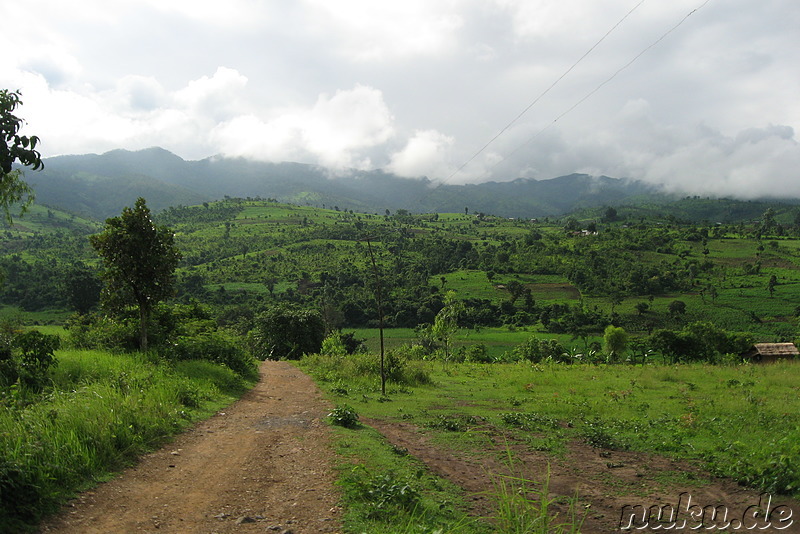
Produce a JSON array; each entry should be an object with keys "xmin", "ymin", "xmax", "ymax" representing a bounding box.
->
[{"xmin": 365, "ymin": 418, "xmax": 800, "ymax": 532}]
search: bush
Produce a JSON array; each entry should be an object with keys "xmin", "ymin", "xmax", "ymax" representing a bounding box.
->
[
  {"xmin": 328, "ymin": 404, "xmax": 359, "ymax": 428},
  {"xmin": 64, "ymin": 313, "xmax": 139, "ymax": 351},
  {"xmin": 15, "ymin": 331, "xmax": 60, "ymax": 391},
  {"xmin": 513, "ymin": 336, "xmax": 565, "ymax": 363},
  {"xmin": 249, "ymin": 305, "xmax": 325, "ymax": 360},
  {"xmin": 161, "ymin": 331, "xmax": 257, "ymax": 379},
  {"xmin": 456, "ymin": 343, "xmax": 492, "ymax": 363},
  {"xmin": 321, "ymin": 333, "xmax": 347, "ymax": 357}
]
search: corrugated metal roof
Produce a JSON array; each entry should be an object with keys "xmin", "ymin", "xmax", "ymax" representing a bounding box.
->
[{"xmin": 752, "ymin": 343, "xmax": 799, "ymax": 356}]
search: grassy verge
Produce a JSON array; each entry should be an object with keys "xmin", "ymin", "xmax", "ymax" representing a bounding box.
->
[
  {"xmin": 301, "ymin": 353, "xmax": 800, "ymax": 531},
  {"xmin": 300, "ymin": 353, "xmax": 588, "ymax": 532},
  {"xmin": 0, "ymin": 349, "xmax": 255, "ymax": 532}
]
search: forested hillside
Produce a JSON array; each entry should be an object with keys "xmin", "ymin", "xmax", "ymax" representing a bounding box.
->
[
  {"xmin": 25, "ymin": 148, "xmax": 670, "ymax": 220},
  {"xmin": 3, "ymin": 197, "xmax": 800, "ymax": 346}
]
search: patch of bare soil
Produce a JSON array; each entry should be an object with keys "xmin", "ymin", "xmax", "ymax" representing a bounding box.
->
[
  {"xmin": 39, "ymin": 361, "xmax": 342, "ymax": 534},
  {"xmin": 365, "ymin": 419, "xmax": 800, "ymax": 533}
]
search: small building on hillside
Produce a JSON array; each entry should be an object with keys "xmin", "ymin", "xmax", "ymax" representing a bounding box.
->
[{"xmin": 741, "ymin": 343, "xmax": 799, "ymax": 363}]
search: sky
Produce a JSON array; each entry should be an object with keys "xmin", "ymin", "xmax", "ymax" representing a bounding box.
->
[{"xmin": 2, "ymin": 0, "xmax": 799, "ymax": 197}]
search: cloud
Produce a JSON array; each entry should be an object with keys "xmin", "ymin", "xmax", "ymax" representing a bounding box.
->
[
  {"xmin": 212, "ymin": 84, "xmax": 395, "ymax": 169},
  {"xmin": 301, "ymin": 0, "xmax": 463, "ymax": 61},
  {"xmin": 2, "ymin": 0, "xmax": 799, "ymax": 198},
  {"xmin": 387, "ymin": 130, "xmax": 455, "ymax": 179}
]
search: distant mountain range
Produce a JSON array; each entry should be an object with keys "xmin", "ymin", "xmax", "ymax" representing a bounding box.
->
[{"xmin": 18, "ymin": 147, "xmax": 796, "ymax": 221}]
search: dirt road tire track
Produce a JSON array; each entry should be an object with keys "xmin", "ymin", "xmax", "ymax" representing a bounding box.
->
[{"xmin": 39, "ymin": 360, "xmax": 342, "ymax": 534}]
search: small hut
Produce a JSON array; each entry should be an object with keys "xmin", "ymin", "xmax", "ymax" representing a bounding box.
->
[{"xmin": 742, "ymin": 343, "xmax": 799, "ymax": 363}]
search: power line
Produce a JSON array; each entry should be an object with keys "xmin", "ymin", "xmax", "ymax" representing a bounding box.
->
[
  {"xmin": 494, "ymin": 0, "xmax": 714, "ymax": 170},
  {"xmin": 439, "ymin": 0, "xmax": 649, "ymax": 186}
]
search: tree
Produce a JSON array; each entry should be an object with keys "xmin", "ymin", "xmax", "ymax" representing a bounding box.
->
[
  {"xmin": 1, "ymin": 89, "xmax": 42, "ymax": 223},
  {"xmin": 768, "ymin": 274, "xmax": 778, "ymax": 297},
  {"xmin": 668, "ymin": 299, "xmax": 687, "ymax": 318},
  {"xmin": 432, "ymin": 291, "xmax": 463, "ymax": 361},
  {"xmin": 63, "ymin": 263, "xmax": 103, "ymax": 314},
  {"xmin": 90, "ymin": 198, "xmax": 181, "ymax": 351},
  {"xmin": 603, "ymin": 325, "xmax": 628, "ymax": 362},
  {"xmin": 602, "ymin": 206, "xmax": 618, "ymax": 222},
  {"xmin": 250, "ymin": 305, "xmax": 325, "ymax": 360}
]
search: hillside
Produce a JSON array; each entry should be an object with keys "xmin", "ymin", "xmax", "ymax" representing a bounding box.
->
[{"xmin": 24, "ymin": 147, "xmax": 667, "ymax": 220}]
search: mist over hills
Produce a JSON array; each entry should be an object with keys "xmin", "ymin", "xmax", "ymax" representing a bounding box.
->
[{"xmin": 20, "ymin": 147, "xmax": 794, "ymax": 221}]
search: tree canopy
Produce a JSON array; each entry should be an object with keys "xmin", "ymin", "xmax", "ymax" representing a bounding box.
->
[
  {"xmin": 90, "ymin": 198, "xmax": 181, "ymax": 350},
  {"xmin": 0, "ymin": 89, "xmax": 42, "ymax": 223}
]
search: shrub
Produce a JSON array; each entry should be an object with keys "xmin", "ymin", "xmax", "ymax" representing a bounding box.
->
[
  {"xmin": 513, "ymin": 336, "xmax": 565, "ymax": 363},
  {"xmin": 321, "ymin": 333, "xmax": 347, "ymax": 357},
  {"xmin": 14, "ymin": 331, "xmax": 60, "ymax": 391},
  {"xmin": 457, "ymin": 343, "xmax": 492, "ymax": 363},
  {"xmin": 328, "ymin": 404, "xmax": 360, "ymax": 428},
  {"xmin": 249, "ymin": 305, "xmax": 325, "ymax": 360},
  {"xmin": 161, "ymin": 331, "xmax": 257, "ymax": 379}
]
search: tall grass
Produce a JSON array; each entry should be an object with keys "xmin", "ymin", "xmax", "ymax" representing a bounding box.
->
[{"xmin": 0, "ymin": 349, "xmax": 252, "ymax": 531}]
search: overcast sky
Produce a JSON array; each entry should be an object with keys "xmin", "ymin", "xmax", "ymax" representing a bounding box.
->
[{"xmin": 2, "ymin": 0, "xmax": 799, "ymax": 197}]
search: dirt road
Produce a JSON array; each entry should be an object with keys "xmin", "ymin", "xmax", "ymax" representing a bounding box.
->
[{"xmin": 40, "ymin": 360, "xmax": 341, "ymax": 534}]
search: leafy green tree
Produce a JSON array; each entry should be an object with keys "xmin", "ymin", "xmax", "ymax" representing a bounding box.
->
[
  {"xmin": 90, "ymin": 198, "xmax": 182, "ymax": 351},
  {"xmin": 602, "ymin": 206, "xmax": 618, "ymax": 223},
  {"xmin": 0, "ymin": 89, "xmax": 42, "ymax": 223},
  {"xmin": 250, "ymin": 305, "xmax": 325, "ymax": 360},
  {"xmin": 768, "ymin": 274, "xmax": 778, "ymax": 297},
  {"xmin": 603, "ymin": 325, "xmax": 628, "ymax": 362},
  {"xmin": 432, "ymin": 290, "xmax": 463, "ymax": 361},
  {"xmin": 62, "ymin": 263, "xmax": 103, "ymax": 314},
  {"xmin": 512, "ymin": 336, "xmax": 565, "ymax": 363},
  {"xmin": 668, "ymin": 299, "xmax": 687, "ymax": 317}
]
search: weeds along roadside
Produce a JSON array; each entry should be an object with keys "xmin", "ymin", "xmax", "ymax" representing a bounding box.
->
[
  {"xmin": 300, "ymin": 350, "xmax": 800, "ymax": 531},
  {"xmin": 299, "ymin": 351, "xmax": 587, "ymax": 533},
  {"xmin": 0, "ymin": 348, "xmax": 256, "ymax": 532}
]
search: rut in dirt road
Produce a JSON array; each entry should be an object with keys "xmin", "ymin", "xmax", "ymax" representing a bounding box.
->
[{"xmin": 39, "ymin": 360, "xmax": 342, "ymax": 534}]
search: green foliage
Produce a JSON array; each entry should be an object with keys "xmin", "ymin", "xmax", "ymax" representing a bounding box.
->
[
  {"xmin": 62, "ymin": 263, "xmax": 102, "ymax": 315},
  {"xmin": 346, "ymin": 469, "xmax": 421, "ymax": 520},
  {"xmin": 321, "ymin": 332, "xmax": 348, "ymax": 357},
  {"xmin": 161, "ymin": 330, "xmax": 258, "ymax": 379},
  {"xmin": 649, "ymin": 321, "xmax": 753, "ymax": 363},
  {"xmin": 301, "ymin": 351, "xmax": 432, "ymax": 390},
  {"xmin": 602, "ymin": 325, "xmax": 628, "ymax": 362},
  {"xmin": 249, "ymin": 304, "xmax": 325, "ymax": 360},
  {"xmin": 432, "ymin": 290, "xmax": 463, "ymax": 360},
  {"xmin": 0, "ymin": 328, "xmax": 60, "ymax": 392},
  {"xmin": 489, "ymin": 467, "xmax": 585, "ymax": 534},
  {"xmin": 0, "ymin": 89, "xmax": 41, "ymax": 223},
  {"xmin": 0, "ymin": 348, "xmax": 251, "ymax": 529},
  {"xmin": 64, "ymin": 312, "xmax": 139, "ymax": 351},
  {"xmin": 90, "ymin": 198, "xmax": 181, "ymax": 350},
  {"xmin": 328, "ymin": 404, "xmax": 360, "ymax": 428},
  {"xmin": 512, "ymin": 336, "xmax": 566, "ymax": 363},
  {"xmin": 14, "ymin": 330, "xmax": 60, "ymax": 391},
  {"xmin": 456, "ymin": 343, "xmax": 492, "ymax": 363}
]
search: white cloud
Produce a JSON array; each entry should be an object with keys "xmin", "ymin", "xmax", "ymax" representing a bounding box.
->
[
  {"xmin": 388, "ymin": 130, "xmax": 455, "ymax": 179},
  {"xmin": 1, "ymin": 0, "xmax": 799, "ymax": 198},
  {"xmin": 212, "ymin": 84, "xmax": 395, "ymax": 169},
  {"xmin": 302, "ymin": 0, "xmax": 463, "ymax": 60},
  {"xmin": 174, "ymin": 67, "xmax": 249, "ymax": 121}
]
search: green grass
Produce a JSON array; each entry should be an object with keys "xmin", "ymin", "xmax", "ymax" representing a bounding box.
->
[
  {"xmin": 0, "ymin": 306, "xmax": 73, "ymax": 325},
  {"xmin": 0, "ymin": 349, "xmax": 254, "ymax": 531},
  {"xmin": 303, "ymin": 355, "xmax": 800, "ymax": 508},
  {"xmin": 352, "ymin": 327, "xmax": 603, "ymax": 362},
  {"xmin": 301, "ymin": 353, "xmax": 587, "ymax": 533}
]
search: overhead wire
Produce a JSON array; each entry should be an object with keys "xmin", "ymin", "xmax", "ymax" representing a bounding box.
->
[
  {"xmin": 493, "ymin": 0, "xmax": 714, "ymax": 171},
  {"xmin": 433, "ymin": 0, "xmax": 714, "ymax": 190},
  {"xmin": 438, "ymin": 0, "xmax": 649, "ymax": 187}
]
